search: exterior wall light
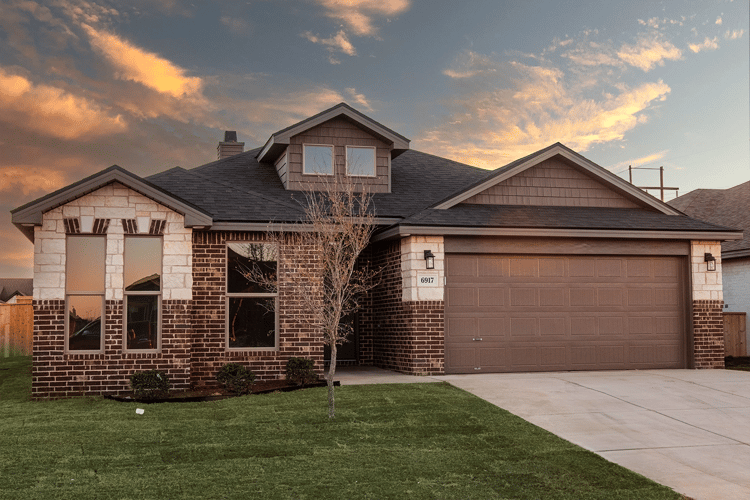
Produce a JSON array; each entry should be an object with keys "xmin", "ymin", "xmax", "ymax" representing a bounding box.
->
[
  {"xmin": 704, "ymin": 252, "xmax": 716, "ymax": 271},
  {"xmin": 424, "ymin": 250, "xmax": 435, "ymax": 270}
]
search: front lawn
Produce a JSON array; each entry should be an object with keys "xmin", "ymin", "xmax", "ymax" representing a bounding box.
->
[{"xmin": 1, "ymin": 356, "xmax": 682, "ymax": 499}]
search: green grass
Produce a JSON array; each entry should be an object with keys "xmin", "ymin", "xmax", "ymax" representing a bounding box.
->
[{"xmin": 0, "ymin": 357, "xmax": 682, "ymax": 500}]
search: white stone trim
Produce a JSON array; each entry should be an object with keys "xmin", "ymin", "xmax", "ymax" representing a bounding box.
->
[
  {"xmin": 690, "ymin": 240, "xmax": 723, "ymax": 301},
  {"xmin": 401, "ymin": 236, "xmax": 444, "ymax": 302}
]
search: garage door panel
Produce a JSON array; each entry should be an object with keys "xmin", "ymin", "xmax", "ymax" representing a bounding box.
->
[
  {"xmin": 478, "ymin": 256, "xmax": 506, "ymax": 277},
  {"xmin": 571, "ymin": 316, "xmax": 597, "ymax": 336},
  {"xmin": 539, "ymin": 317, "xmax": 566, "ymax": 338},
  {"xmin": 655, "ymin": 288, "xmax": 679, "ymax": 306},
  {"xmin": 656, "ymin": 343, "xmax": 682, "ymax": 364},
  {"xmin": 569, "ymin": 259, "xmax": 596, "ymax": 277},
  {"xmin": 626, "ymin": 259, "xmax": 652, "ymax": 277},
  {"xmin": 599, "ymin": 316, "xmax": 624, "ymax": 335},
  {"xmin": 446, "ymin": 287, "xmax": 476, "ymax": 308},
  {"xmin": 570, "ymin": 288, "xmax": 595, "ymax": 306},
  {"xmin": 510, "ymin": 288, "xmax": 537, "ymax": 306},
  {"xmin": 446, "ymin": 348, "xmax": 476, "ymax": 372},
  {"xmin": 477, "ymin": 318, "xmax": 505, "ymax": 340},
  {"xmin": 539, "ymin": 258, "xmax": 565, "ymax": 277},
  {"xmin": 627, "ymin": 288, "xmax": 653, "ymax": 307},
  {"xmin": 510, "ymin": 317, "xmax": 538, "ymax": 337},
  {"xmin": 597, "ymin": 259, "xmax": 622, "ymax": 277},
  {"xmin": 479, "ymin": 348, "xmax": 507, "ymax": 369},
  {"xmin": 540, "ymin": 288, "xmax": 565, "ymax": 306},
  {"xmin": 510, "ymin": 258, "xmax": 538, "ymax": 277},
  {"xmin": 510, "ymin": 347, "xmax": 539, "ymax": 368},
  {"xmin": 446, "ymin": 317, "xmax": 476, "ymax": 342},
  {"xmin": 597, "ymin": 345, "xmax": 625, "ymax": 364},
  {"xmin": 598, "ymin": 288, "xmax": 623, "ymax": 307},
  {"xmin": 541, "ymin": 347, "xmax": 566, "ymax": 367},
  {"xmin": 478, "ymin": 288, "xmax": 505, "ymax": 307}
]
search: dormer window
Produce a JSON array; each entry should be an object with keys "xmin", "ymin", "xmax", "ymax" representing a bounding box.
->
[
  {"xmin": 346, "ymin": 146, "xmax": 376, "ymax": 177},
  {"xmin": 303, "ymin": 144, "xmax": 334, "ymax": 175}
]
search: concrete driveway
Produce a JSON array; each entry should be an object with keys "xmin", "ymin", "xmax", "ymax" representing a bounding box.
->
[{"xmin": 438, "ymin": 369, "xmax": 750, "ymax": 500}]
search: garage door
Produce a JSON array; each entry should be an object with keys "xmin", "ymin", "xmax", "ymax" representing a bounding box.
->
[{"xmin": 445, "ymin": 254, "xmax": 687, "ymax": 373}]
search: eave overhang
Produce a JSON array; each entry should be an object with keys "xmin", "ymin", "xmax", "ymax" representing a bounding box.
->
[
  {"xmin": 432, "ymin": 143, "xmax": 683, "ymax": 215},
  {"xmin": 371, "ymin": 224, "xmax": 743, "ymax": 243},
  {"xmin": 11, "ymin": 165, "xmax": 213, "ymax": 242},
  {"xmin": 256, "ymin": 102, "xmax": 410, "ymax": 164}
]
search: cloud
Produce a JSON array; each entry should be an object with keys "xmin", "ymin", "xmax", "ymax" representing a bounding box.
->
[
  {"xmin": 617, "ymin": 35, "xmax": 682, "ymax": 71},
  {"xmin": 0, "ymin": 66, "xmax": 126, "ymax": 140},
  {"xmin": 725, "ymin": 29, "xmax": 744, "ymax": 40},
  {"xmin": 220, "ymin": 15, "xmax": 251, "ymax": 36},
  {"xmin": 422, "ymin": 51, "xmax": 671, "ymax": 168},
  {"xmin": 689, "ymin": 37, "xmax": 719, "ymax": 53},
  {"xmin": 443, "ymin": 50, "xmax": 498, "ymax": 78},
  {"xmin": 302, "ymin": 30, "xmax": 357, "ymax": 58},
  {"xmin": 607, "ymin": 150, "xmax": 669, "ymax": 172},
  {"xmin": 312, "ymin": 0, "xmax": 410, "ymax": 37},
  {"xmin": 345, "ymin": 88, "xmax": 372, "ymax": 110},
  {"xmin": 716, "ymin": 16, "xmax": 723, "ymax": 25},
  {"xmin": 82, "ymin": 24, "xmax": 203, "ymax": 98},
  {"xmin": 0, "ymin": 165, "xmax": 69, "ymax": 195}
]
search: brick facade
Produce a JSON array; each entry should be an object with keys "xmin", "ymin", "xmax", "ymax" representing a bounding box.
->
[
  {"xmin": 366, "ymin": 240, "xmax": 444, "ymax": 374},
  {"xmin": 32, "ymin": 299, "xmax": 192, "ymax": 399},
  {"xmin": 190, "ymin": 231, "xmax": 323, "ymax": 389},
  {"xmin": 692, "ymin": 299, "xmax": 725, "ymax": 368}
]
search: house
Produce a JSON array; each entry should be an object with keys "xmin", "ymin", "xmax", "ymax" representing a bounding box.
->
[
  {"xmin": 0, "ymin": 278, "xmax": 33, "ymax": 304},
  {"xmin": 11, "ymin": 102, "xmax": 742, "ymax": 399},
  {"xmin": 669, "ymin": 182, "xmax": 750, "ymax": 350}
]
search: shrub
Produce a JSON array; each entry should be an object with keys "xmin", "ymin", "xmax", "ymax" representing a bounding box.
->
[
  {"xmin": 216, "ymin": 363, "xmax": 255, "ymax": 396},
  {"xmin": 286, "ymin": 357, "xmax": 318, "ymax": 386},
  {"xmin": 130, "ymin": 370, "xmax": 171, "ymax": 400}
]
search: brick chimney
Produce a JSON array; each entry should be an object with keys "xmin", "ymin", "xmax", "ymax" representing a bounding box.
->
[{"xmin": 217, "ymin": 131, "xmax": 244, "ymax": 160}]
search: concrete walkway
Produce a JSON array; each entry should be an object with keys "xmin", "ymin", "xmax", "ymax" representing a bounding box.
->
[{"xmin": 438, "ymin": 369, "xmax": 750, "ymax": 500}]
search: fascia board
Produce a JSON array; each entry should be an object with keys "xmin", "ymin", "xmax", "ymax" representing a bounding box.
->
[
  {"xmin": 434, "ymin": 145, "xmax": 681, "ymax": 215},
  {"xmin": 371, "ymin": 224, "xmax": 743, "ymax": 242},
  {"xmin": 722, "ymin": 248, "xmax": 750, "ymax": 260},
  {"xmin": 11, "ymin": 168, "xmax": 213, "ymax": 230},
  {"xmin": 210, "ymin": 217, "xmax": 401, "ymax": 233}
]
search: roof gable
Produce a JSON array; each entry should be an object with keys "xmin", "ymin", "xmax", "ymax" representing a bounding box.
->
[
  {"xmin": 11, "ymin": 165, "xmax": 212, "ymax": 241},
  {"xmin": 256, "ymin": 102, "xmax": 410, "ymax": 164},
  {"xmin": 433, "ymin": 143, "xmax": 682, "ymax": 215}
]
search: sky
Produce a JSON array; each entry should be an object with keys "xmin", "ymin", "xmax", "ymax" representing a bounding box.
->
[{"xmin": 0, "ymin": 0, "xmax": 748, "ymax": 278}]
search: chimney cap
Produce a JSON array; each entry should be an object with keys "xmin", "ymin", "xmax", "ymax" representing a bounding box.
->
[{"xmin": 223, "ymin": 131, "xmax": 238, "ymax": 142}]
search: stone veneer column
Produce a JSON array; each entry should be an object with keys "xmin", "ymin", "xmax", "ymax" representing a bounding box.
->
[{"xmin": 690, "ymin": 241, "xmax": 725, "ymax": 369}]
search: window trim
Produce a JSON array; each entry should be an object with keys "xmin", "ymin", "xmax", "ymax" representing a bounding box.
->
[
  {"xmin": 302, "ymin": 144, "xmax": 335, "ymax": 176},
  {"xmin": 65, "ymin": 235, "xmax": 106, "ymax": 354},
  {"xmin": 345, "ymin": 145, "xmax": 377, "ymax": 177},
  {"xmin": 225, "ymin": 241, "xmax": 279, "ymax": 351},
  {"xmin": 123, "ymin": 235, "xmax": 163, "ymax": 353}
]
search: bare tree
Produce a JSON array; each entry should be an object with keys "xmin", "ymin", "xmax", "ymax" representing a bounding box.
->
[{"xmin": 240, "ymin": 177, "xmax": 378, "ymax": 419}]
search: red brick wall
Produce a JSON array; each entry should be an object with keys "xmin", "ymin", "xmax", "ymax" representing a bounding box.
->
[
  {"xmin": 366, "ymin": 240, "xmax": 445, "ymax": 374},
  {"xmin": 31, "ymin": 299, "xmax": 191, "ymax": 399},
  {"xmin": 693, "ymin": 299, "xmax": 725, "ymax": 368},
  {"xmin": 190, "ymin": 231, "xmax": 323, "ymax": 389}
]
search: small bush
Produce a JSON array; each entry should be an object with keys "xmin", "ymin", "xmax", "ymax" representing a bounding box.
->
[
  {"xmin": 216, "ymin": 363, "xmax": 255, "ymax": 396},
  {"xmin": 130, "ymin": 370, "xmax": 171, "ymax": 400},
  {"xmin": 286, "ymin": 357, "xmax": 318, "ymax": 386}
]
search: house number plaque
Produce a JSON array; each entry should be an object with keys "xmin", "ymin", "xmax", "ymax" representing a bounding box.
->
[{"xmin": 417, "ymin": 272, "xmax": 438, "ymax": 287}]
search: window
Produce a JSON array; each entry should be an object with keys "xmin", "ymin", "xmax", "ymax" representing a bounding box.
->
[
  {"xmin": 346, "ymin": 146, "xmax": 376, "ymax": 177},
  {"xmin": 124, "ymin": 237, "xmax": 161, "ymax": 350},
  {"xmin": 303, "ymin": 144, "xmax": 334, "ymax": 175},
  {"xmin": 226, "ymin": 242, "xmax": 278, "ymax": 349},
  {"xmin": 66, "ymin": 236, "xmax": 105, "ymax": 352}
]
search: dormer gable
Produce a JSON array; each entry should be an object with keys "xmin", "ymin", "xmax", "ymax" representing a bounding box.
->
[{"xmin": 257, "ymin": 102, "xmax": 410, "ymax": 193}]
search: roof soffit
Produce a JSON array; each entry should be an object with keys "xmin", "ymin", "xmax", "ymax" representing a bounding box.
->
[
  {"xmin": 433, "ymin": 144, "xmax": 682, "ymax": 215},
  {"xmin": 257, "ymin": 103, "xmax": 410, "ymax": 164}
]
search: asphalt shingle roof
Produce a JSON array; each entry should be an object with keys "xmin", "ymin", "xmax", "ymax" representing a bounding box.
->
[
  {"xmin": 146, "ymin": 148, "xmax": 490, "ymax": 222},
  {"xmin": 399, "ymin": 204, "xmax": 736, "ymax": 233},
  {"xmin": 668, "ymin": 181, "xmax": 749, "ymax": 255}
]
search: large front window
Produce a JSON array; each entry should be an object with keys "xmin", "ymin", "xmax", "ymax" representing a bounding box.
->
[
  {"xmin": 124, "ymin": 237, "xmax": 161, "ymax": 350},
  {"xmin": 66, "ymin": 236, "xmax": 105, "ymax": 352},
  {"xmin": 226, "ymin": 242, "xmax": 278, "ymax": 349}
]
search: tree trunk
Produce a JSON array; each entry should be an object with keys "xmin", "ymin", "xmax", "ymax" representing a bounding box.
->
[{"xmin": 326, "ymin": 342, "xmax": 337, "ymax": 419}]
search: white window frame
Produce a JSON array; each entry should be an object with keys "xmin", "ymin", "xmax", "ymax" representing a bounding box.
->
[
  {"xmin": 302, "ymin": 144, "xmax": 334, "ymax": 176},
  {"xmin": 225, "ymin": 242, "xmax": 279, "ymax": 351},
  {"xmin": 65, "ymin": 235, "xmax": 106, "ymax": 354},
  {"xmin": 345, "ymin": 146, "xmax": 377, "ymax": 177},
  {"xmin": 123, "ymin": 236, "xmax": 162, "ymax": 353}
]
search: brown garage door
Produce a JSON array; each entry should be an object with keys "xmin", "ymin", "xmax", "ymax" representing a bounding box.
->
[{"xmin": 445, "ymin": 254, "xmax": 687, "ymax": 373}]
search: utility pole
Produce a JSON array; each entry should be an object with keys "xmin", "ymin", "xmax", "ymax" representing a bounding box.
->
[{"xmin": 628, "ymin": 166, "xmax": 678, "ymax": 201}]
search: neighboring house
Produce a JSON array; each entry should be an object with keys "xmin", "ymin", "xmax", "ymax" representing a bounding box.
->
[
  {"xmin": 0, "ymin": 278, "xmax": 33, "ymax": 304},
  {"xmin": 11, "ymin": 102, "xmax": 742, "ymax": 399},
  {"xmin": 669, "ymin": 181, "xmax": 750, "ymax": 348}
]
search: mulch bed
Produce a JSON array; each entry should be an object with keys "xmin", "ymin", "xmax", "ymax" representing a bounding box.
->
[
  {"xmin": 104, "ymin": 379, "xmax": 339, "ymax": 403},
  {"xmin": 725, "ymin": 356, "xmax": 750, "ymax": 371}
]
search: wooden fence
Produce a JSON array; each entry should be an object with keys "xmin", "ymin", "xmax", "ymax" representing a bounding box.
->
[
  {"xmin": 0, "ymin": 296, "xmax": 33, "ymax": 357},
  {"xmin": 723, "ymin": 312, "xmax": 747, "ymax": 358}
]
